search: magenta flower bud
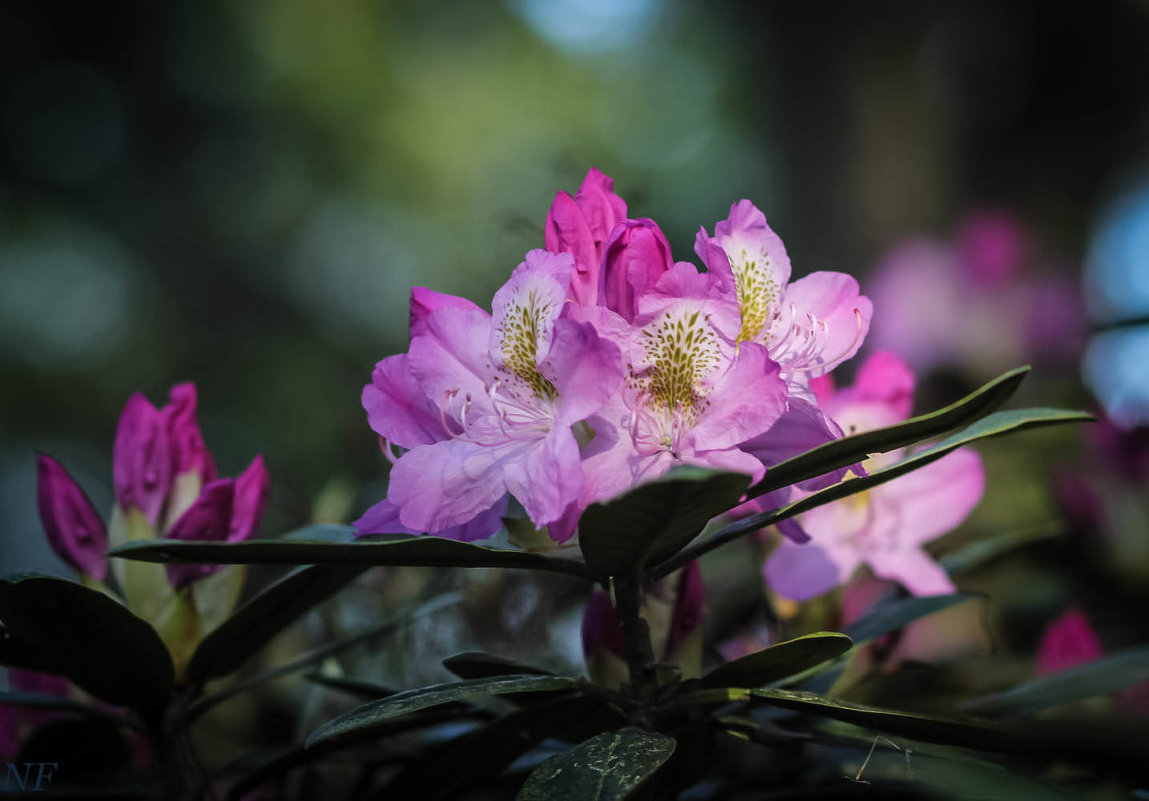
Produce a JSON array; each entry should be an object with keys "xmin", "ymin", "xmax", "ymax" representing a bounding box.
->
[
  {"xmin": 113, "ymin": 393, "xmax": 173, "ymax": 525},
  {"xmin": 1037, "ymin": 609, "xmax": 1103, "ymax": 675},
  {"xmin": 665, "ymin": 561, "xmax": 705, "ymax": 658},
  {"xmin": 580, "ymin": 590, "xmax": 626, "ymax": 663},
  {"xmin": 600, "ymin": 218, "xmax": 674, "ymax": 322},
  {"xmin": 544, "ymin": 167, "xmax": 629, "ymax": 306},
  {"xmin": 164, "ymin": 479, "xmax": 235, "ymax": 590},
  {"xmin": 228, "ymin": 455, "xmax": 270, "ymax": 542},
  {"xmin": 165, "ymin": 383, "xmax": 217, "ymax": 485},
  {"xmin": 35, "ymin": 454, "xmax": 108, "ymax": 580}
]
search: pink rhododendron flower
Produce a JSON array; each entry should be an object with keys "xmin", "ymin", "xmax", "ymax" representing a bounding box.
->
[
  {"xmin": 36, "ymin": 383, "xmax": 269, "ymax": 589},
  {"xmin": 765, "ymin": 351, "xmax": 985, "ymax": 600},
  {"xmin": 376, "ymin": 250, "xmax": 624, "ymax": 536},
  {"xmin": 573, "ymin": 262, "xmax": 788, "ymax": 515},
  {"xmin": 695, "ymin": 200, "xmax": 873, "ymax": 389}
]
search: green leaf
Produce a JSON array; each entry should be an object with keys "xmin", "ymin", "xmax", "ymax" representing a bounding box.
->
[
  {"xmin": 0, "ymin": 625, "xmax": 57, "ymax": 672},
  {"xmin": 516, "ymin": 727, "xmax": 676, "ymax": 801},
  {"xmin": 579, "ymin": 468, "xmax": 750, "ymax": 579},
  {"xmin": 306, "ymin": 674, "xmax": 577, "ymax": 749},
  {"xmin": 701, "ymin": 632, "xmax": 852, "ymax": 689},
  {"xmin": 748, "ymin": 366, "xmax": 1031, "ymax": 499},
  {"xmin": 841, "ymin": 593, "xmax": 978, "ymax": 646},
  {"xmin": 656, "ymin": 407, "xmax": 1091, "ymax": 578},
  {"xmin": 0, "ymin": 574, "xmax": 173, "ymax": 712},
  {"xmin": 304, "ymin": 673, "xmax": 399, "ymax": 699},
  {"xmin": 109, "ymin": 535, "xmax": 591, "ymax": 579},
  {"xmin": 187, "ymin": 563, "xmax": 368, "ymax": 686},
  {"xmin": 743, "ymin": 688, "xmax": 1020, "ymax": 752},
  {"xmin": 963, "ymin": 644, "xmax": 1149, "ymax": 716},
  {"xmin": 443, "ymin": 651, "xmax": 554, "ymax": 681}
]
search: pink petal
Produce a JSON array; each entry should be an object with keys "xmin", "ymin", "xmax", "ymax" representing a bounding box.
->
[
  {"xmin": 362, "ymin": 354, "xmax": 443, "ymax": 450},
  {"xmin": 573, "ymin": 167, "xmax": 627, "ymax": 247},
  {"xmin": 407, "ymin": 307, "xmax": 493, "ymax": 406},
  {"xmin": 165, "ymin": 383, "xmax": 217, "ymax": 485},
  {"xmin": 781, "ymin": 271, "xmax": 873, "ymax": 377},
  {"xmin": 389, "ymin": 438, "xmax": 520, "ymax": 533},
  {"xmin": 686, "ymin": 342, "xmax": 787, "ymax": 453},
  {"xmin": 868, "ymin": 547, "xmax": 956, "ymax": 596},
  {"xmin": 845, "ymin": 350, "xmax": 915, "ymax": 420},
  {"xmin": 765, "ymin": 538, "xmax": 858, "ymax": 601},
  {"xmin": 880, "ymin": 447, "xmax": 985, "ymax": 547},
  {"xmin": 503, "ymin": 428, "xmax": 583, "ymax": 528},
  {"xmin": 35, "ymin": 453, "xmax": 108, "ymax": 580},
  {"xmin": 113, "ymin": 393, "xmax": 173, "ymax": 526},
  {"xmin": 409, "ymin": 286, "xmax": 483, "ymax": 337},
  {"xmin": 544, "ymin": 191, "xmax": 599, "ymax": 305},
  {"xmin": 354, "ymin": 494, "xmax": 508, "ymax": 542},
  {"xmin": 739, "ymin": 397, "xmax": 847, "ymax": 491},
  {"xmin": 229, "ymin": 455, "xmax": 270, "ymax": 542},
  {"xmin": 165, "ymin": 479, "xmax": 235, "ymax": 589},
  {"xmin": 489, "ymin": 250, "xmax": 573, "ymax": 374},
  {"xmin": 546, "ymin": 318, "xmax": 624, "ymax": 427}
]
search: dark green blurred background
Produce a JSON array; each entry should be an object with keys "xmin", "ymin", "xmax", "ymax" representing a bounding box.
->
[{"xmin": 3, "ymin": 0, "xmax": 1148, "ymax": 580}]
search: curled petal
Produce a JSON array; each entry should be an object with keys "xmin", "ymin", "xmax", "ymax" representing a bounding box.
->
[
  {"xmin": 777, "ymin": 271, "xmax": 872, "ymax": 377},
  {"xmin": 544, "ymin": 191, "xmax": 599, "ymax": 305},
  {"xmin": 409, "ymin": 286, "xmax": 482, "ymax": 338},
  {"xmin": 165, "ymin": 383, "xmax": 217, "ymax": 485},
  {"xmin": 36, "ymin": 454, "xmax": 108, "ymax": 580},
  {"xmin": 113, "ymin": 393, "xmax": 173, "ymax": 526},
  {"xmin": 165, "ymin": 479, "xmax": 235, "ymax": 590},
  {"xmin": 600, "ymin": 219, "xmax": 673, "ymax": 322},
  {"xmin": 573, "ymin": 167, "xmax": 627, "ymax": 247},
  {"xmin": 229, "ymin": 455, "xmax": 270, "ymax": 542},
  {"xmin": 363, "ymin": 354, "xmax": 442, "ymax": 450}
]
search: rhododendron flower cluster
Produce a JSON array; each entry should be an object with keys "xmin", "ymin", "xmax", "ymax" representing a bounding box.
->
[{"xmin": 357, "ymin": 169, "xmax": 877, "ymax": 551}]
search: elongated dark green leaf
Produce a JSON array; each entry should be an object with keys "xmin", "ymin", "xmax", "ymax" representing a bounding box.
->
[
  {"xmin": 702, "ymin": 632, "xmax": 852, "ymax": 689},
  {"xmin": 579, "ymin": 468, "xmax": 750, "ymax": 579},
  {"xmin": 655, "ymin": 408, "xmax": 1091, "ymax": 578},
  {"xmin": 109, "ymin": 535, "xmax": 591, "ymax": 578},
  {"xmin": 304, "ymin": 673, "xmax": 399, "ymax": 699},
  {"xmin": 748, "ymin": 366, "xmax": 1030, "ymax": 499},
  {"xmin": 281, "ymin": 523, "xmax": 358, "ymax": 542},
  {"xmin": 964, "ymin": 644, "xmax": 1149, "ymax": 716},
  {"xmin": 443, "ymin": 651, "xmax": 554, "ymax": 681},
  {"xmin": 744, "ymin": 689, "xmax": 1020, "ymax": 752},
  {"xmin": 306, "ymin": 674, "xmax": 577, "ymax": 749},
  {"xmin": 185, "ymin": 592, "xmax": 462, "ymax": 722},
  {"xmin": 0, "ymin": 574, "xmax": 173, "ymax": 712},
  {"xmin": 187, "ymin": 563, "xmax": 368, "ymax": 686},
  {"xmin": 842, "ymin": 594, "xmax": 977, "ymax": 646},
  {"xmin": 517, "ymin": 727, "xmax": 676, "ymax": 801}
]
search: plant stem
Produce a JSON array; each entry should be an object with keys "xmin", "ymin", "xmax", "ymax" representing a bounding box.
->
[{"xmin": 612, "ymin": 572, "xmax": 657, "ymax": 701}]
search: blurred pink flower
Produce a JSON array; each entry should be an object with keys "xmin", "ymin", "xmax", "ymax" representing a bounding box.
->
[
  {"xmin": 765, "ymin": 352, "xmax": 985, "ymax": 600},
  {"xmin": 1036, "ymin": 609, "xmax": 1103, "ymax": 675}
]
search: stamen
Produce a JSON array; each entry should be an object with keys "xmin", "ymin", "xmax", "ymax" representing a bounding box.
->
[
  {"xmin": 439, "ymin": 389, "xmax": 466, "ymax": 437},
  {"xmin": 786, "ymin": 308, "xmax": 864, "ymax": 374}
]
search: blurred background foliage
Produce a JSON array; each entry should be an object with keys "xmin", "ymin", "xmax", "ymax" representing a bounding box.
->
[{"xmin": 4, "ymin": 0, "xmax": 1149, "ymax": 777}]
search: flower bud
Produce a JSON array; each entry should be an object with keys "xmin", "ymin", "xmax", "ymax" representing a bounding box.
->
[
  {"xmin": 600, "ymin": 219, "xmax": 673, "ymax": 322},
  {"xmin": 113, "ymin": 393, "xmax": 173, "ymax": 526},
  {"xmin": 35, "ymin": 454, "xmax": 108, "ymax": 580},
  {"xmin": 166, "ymin": 383, "xmax": 217, "ymax": 486},
  {"xmin": 164, "ymin": 479, "xmax": 235, "ymax": 590}
]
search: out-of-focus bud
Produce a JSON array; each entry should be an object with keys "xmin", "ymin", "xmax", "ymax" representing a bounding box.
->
[
  {"xmin": 581, "ymin": 562, "xmax": 706, "ymax": 688},
  {"xmin": 229, "ymin": 455, "xmax": 270, "ymax": 542},
  {"xmin": 113, "ymin": 393, "xmax": 173, "ymax": 526},
  {"xmin": 1037, "ymin": 609, "xmax": 1103, "ymax": 675},
  {"xmin": 164, "ymin": 479, "xmax": 235, "ymax": 591},
  {"xmin": 600, "ymin": 219, "xmax": 674, "ymax": 322},
  {"xmin": 163, "ymin": 383, "xmax": 218, "ymax": 530},
  {"xmin": 35, "ymin": 454, "xmax": 108, "ymax": 581}
]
